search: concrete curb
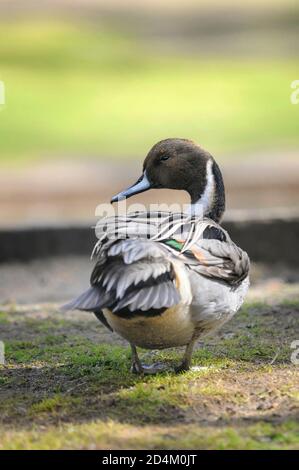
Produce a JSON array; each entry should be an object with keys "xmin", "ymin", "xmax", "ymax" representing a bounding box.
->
[
  {"xmin": 224, "ymin": 217, "xmax": 299, "ymax": 266},
  {"xmin": 0, "ymin": 215, "xmax": 298, "ymax": 265},
  {"xmin": 0, "ymin": 226, "xmax": 95, "ymax": 263}
]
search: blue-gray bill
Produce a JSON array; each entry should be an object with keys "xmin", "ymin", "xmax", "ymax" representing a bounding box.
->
[{"xmin": 110, "ymin": 172, "xmax": 151, "ymax": 203}]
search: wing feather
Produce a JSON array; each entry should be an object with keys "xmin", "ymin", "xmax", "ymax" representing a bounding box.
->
[{"xmin": 65, "ymin": 211, "xmax": 249, "ymax": 322}]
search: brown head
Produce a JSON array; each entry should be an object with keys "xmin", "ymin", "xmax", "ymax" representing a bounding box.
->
[{"xmin": 111, "ymin": 138, "xmax": 225, "ymax": 222}]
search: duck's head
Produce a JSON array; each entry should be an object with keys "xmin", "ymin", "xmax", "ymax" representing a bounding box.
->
[{"xmin": 111, "ymin": 138, "xmax": 225, "ymax": 222}]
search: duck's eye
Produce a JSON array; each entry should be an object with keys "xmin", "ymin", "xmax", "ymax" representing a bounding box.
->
[{"xmin": 160, "ymin": 154, "xmax": 170, "ymax": 162}]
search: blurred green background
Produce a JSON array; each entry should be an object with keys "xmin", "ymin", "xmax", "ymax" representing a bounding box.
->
[
  {"xmin": 1, "ymin": 1, "xmax": 299, "ymax": 163},
  {"xmin": 0, "ymin": 0, "xmax": 298, "ymax": 224}
]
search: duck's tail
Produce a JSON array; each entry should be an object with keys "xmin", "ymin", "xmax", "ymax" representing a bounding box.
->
[
  {"xmin": 61, "ymin": 286, "xmax": 103, "ymax": 312},
  {"xmin": 61, "ymin": 287, "xmax": 114, "ymax": 332}
]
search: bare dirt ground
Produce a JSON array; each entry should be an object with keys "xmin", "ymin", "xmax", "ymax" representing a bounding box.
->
[{"xmin": 0, "ymin": 259, "xmax": 298, "ymax": 449}]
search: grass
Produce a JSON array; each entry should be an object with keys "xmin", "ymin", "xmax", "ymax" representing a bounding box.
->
[
  {"xmin": 0, "ymin": 296, "xmax": 298, "ymax": 449},
  {"xmin": 1, "ymin": 420, "xmax": 298, "ymax": 451},
  {"xmin": 0, "ymin": 19, "xmax": 299, "ymax": 165}
]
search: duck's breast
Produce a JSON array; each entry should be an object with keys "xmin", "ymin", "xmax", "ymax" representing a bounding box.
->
[
  {"xmin": 103, "ymin": 304, "xmax": 194, "ymax": 349},
  {"xmin": 101, "ymin": 256, "xmax": 194, "ymax": 349},
  {"xmin": 189, "ymin": 273, "xmax": 250, "ymax": 333}
]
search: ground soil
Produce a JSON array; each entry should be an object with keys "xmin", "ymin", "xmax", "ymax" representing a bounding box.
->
[{"xmin": 0, "ymin": 260, "xmax": 298, "ymax": 449}]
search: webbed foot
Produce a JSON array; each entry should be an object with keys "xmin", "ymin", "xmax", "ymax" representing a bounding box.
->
[
  {"xmin": 130, "ymin": 344, "xmax": 170, "ymax": 375},
  {"xmin": 131, "ymin": 360, "xmax": 169, "ymax": 375},
  {"xmin": 174, "ymin": 359, "xmax": 190, "ymax": 374}
]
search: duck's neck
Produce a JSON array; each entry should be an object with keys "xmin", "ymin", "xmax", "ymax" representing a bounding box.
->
[{"xmin": 189, "ymin": 159, "xmax": 225, "ymax": 222}]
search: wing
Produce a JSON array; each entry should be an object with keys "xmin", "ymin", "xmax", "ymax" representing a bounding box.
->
[
  {"xmin": 64, "ymin": 212, "xmax": 249, "ymax": 324},
  {"xmin": 94, "ymin": 211, "xmax": 249, "ymax": 291},
  {"xmin": 64, "ymin": 237, "xmax": 181, "ymax": 320},
  {"xmin": 161, "ymin": 221, "xmax": 250, "ymax": 285},
  {"xmin": 179, "ymin": 238, "xmax": 250, "ymax": 285}
]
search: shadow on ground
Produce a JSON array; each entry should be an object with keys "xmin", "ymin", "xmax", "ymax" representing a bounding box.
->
[{"xmin": 0, "ymin": 286, "xmax": 299, "ymax": 449}]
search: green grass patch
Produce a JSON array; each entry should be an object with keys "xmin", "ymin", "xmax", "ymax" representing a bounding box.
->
[
  {"xmin": 0, "ymin": 311, "xmax": 9, "ymax": 324},
  {"xmin": 0, "ymin": 419, "xmax": 298, "ymax": 450},
  {"xmin": 30, "ymin": 394, "xmax": 80, "ymax": 415},
  {"xmin": 0, "ymin": 20, "xmax": 298, "ymax": 164},
  {"xmin": 1, "ymin": 299, "xmax": 298, "ymax": 449}
]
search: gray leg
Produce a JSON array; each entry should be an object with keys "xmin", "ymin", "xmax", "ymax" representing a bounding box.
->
[
  {"xmin": 130, "ymin": 343, "xmax": 169, "ymax": 375},
  {"xmin": 130, "ymin": 343, "xmax": 143, "ymax": 374},
  {"xmin": 175, "ymin": 336, "xmax": 198, "ymax": 373}
]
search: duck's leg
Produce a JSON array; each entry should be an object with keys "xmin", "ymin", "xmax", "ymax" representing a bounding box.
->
[
  {"xmin": 130, "ymin": 343, "xmax": 169, "ymax": 375},
  {"xmin": 130, "ymin": 343, "xmax": 144, "ymax": 374},
  {"xmin": 175, "ymin": 335, "xmax": 198, "ymax": 373}
]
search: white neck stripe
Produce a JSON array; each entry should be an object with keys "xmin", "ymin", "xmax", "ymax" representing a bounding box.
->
[{"xmin": 190, "ymin": 159, "xmax": 215, "ymax": 217}]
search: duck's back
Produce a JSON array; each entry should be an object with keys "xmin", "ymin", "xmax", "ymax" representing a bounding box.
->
[{"xmin": 63, "ymin": 212, "xmax": 249, "ymax": 348}]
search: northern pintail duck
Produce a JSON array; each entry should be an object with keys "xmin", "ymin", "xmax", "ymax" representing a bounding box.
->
[{"xmin": 64, "ymin": 139, "xmax": 250, "ymax": 373}]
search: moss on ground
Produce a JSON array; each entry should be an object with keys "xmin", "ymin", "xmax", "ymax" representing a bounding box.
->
[{"xmin": 0, "ymin": 295, "xmax": 298, "ymax": 449}]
